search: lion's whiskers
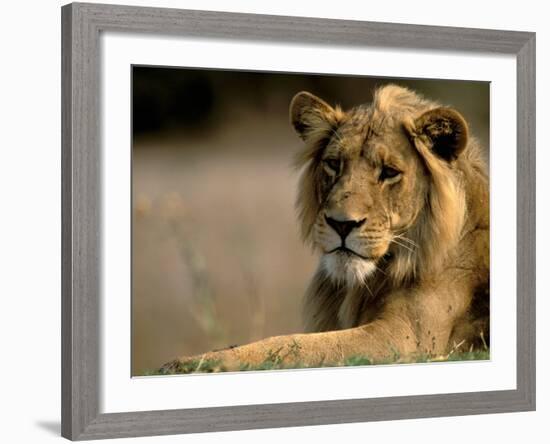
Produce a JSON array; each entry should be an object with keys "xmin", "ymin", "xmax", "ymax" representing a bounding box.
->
[
  {"xmin": 393, "ymin": 233, "xmax": 419, "ymax": 248},
  {"xmin": 391, "ymin": 239, "xmax": 416, "ymax": 254},
  {"xmin": 362, "ymin": 279, "xmax": 375, "ymax": 299}
]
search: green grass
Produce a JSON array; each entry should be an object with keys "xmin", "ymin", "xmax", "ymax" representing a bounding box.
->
[
  {"xmin": 138, "ymin": 349, "xmax": 490, "ymax": 376},
  {"xmin": 445, "ymin": 350, "xmax": 491, "ymax": 362}
]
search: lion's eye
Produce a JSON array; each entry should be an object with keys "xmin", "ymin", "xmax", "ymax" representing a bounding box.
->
[
  {"xmin": 323, "ymin": 158, "xmax": 340, "ymax": 172},
  {"xmin": 379, "ymin": 166, "xmax": 401, "ymax": 181}
]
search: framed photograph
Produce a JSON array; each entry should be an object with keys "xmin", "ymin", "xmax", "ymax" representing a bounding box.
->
[{"xmin": 61, "ymin": 2, "xmax": 535, "ymax": 440}]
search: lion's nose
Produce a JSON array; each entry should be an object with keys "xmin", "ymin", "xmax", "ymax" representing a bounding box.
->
[{"xmin": 325, "ymin": 215, "xmax": 366, "ymax": 240}]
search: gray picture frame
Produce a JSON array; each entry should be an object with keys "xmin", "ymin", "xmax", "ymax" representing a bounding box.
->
[{"xmin": 61, "ymin": 2, "xmax": 536, "ymax": 440}]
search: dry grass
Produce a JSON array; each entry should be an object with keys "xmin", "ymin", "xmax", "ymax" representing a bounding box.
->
[{"xmin": 139, "ymin": 350, "xmax": 491, "ymax": 376}]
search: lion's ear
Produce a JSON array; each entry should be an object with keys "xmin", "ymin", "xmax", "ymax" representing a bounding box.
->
[
  {"xmin": 411, "ymin": 107, "xmax": 469, "ymax": 162},
  {"xmin": 290, "ymin": 92, "xmax": 341, "ymax": 142}
]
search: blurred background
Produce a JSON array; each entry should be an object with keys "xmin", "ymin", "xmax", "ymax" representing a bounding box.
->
[{"xmin": 131, "ymin": 66, "xmax": 489, "ymax": 375}]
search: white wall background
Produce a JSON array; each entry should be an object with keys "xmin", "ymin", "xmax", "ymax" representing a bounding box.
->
[{"xmin": 0, "ymin": 0, "xmax": 545, "ymax": 443}]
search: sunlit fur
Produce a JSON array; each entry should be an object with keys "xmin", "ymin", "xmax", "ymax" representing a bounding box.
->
[{"xmin": 291, "ymin": 85, "xmax": 489, "ymax": 331}]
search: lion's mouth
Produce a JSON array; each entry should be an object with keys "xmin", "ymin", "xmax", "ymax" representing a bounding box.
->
[{"xmin": 326, "ymin": 246, "xmax": 375, "ymax": 261}]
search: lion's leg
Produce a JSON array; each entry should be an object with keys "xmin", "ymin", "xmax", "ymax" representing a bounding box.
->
[
  {"xmin": 160, "ymin": 285, "xmax": 470, "ymax": 374},
  {"xmin": 161, "ymin": 317, "xmax": 419, "ymax": 373}
]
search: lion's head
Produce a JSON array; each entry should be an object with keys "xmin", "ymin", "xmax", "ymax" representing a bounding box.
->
[{"xmin": 290, "ymin": 85, "xmax": 476, "ymax": 288}]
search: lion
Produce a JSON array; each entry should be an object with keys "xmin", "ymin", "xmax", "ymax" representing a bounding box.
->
[{"xmin": 161, "ymin": 84, "xmax": 489, "ymax": 373}]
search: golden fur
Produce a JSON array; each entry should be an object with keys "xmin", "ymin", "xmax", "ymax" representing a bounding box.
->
[{"xmin": 161, "ymin": 85, "xmax": 489, "ymax": 373}]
